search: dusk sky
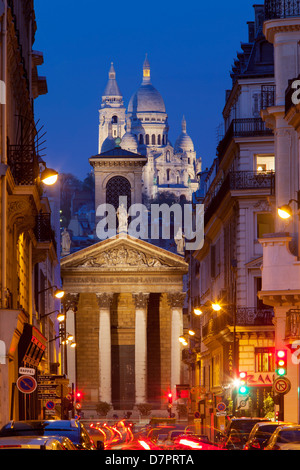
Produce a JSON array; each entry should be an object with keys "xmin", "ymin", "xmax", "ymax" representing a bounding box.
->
[{"xmin": 34, "ymin": 0, "xmax": 257, "ymax": 181}]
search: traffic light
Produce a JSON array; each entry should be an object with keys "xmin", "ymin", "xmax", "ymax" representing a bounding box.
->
[
  {"xmin": 238, "ymin": 371, "xmax": 249, "ymax": 395},
  {"xmin": 276, "ymin": 349, "xmax": 287, "ymax": 376},
  {"xmin": 75, "ymin": 390, "xmax": 82, "ymax": 410},
  {"xmin": 168, "ymin": 393, "xmax": 173, "ymax": 405}
]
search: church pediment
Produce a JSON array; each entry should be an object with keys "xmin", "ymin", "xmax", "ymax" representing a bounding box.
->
[{"xmin": 61, "ymin": 234, "xmax": 188, "ymax": 272}]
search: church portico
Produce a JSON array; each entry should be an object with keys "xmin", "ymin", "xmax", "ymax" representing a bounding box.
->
[{"xmin": 61, "ymin": 235, "xmax": 188, "ymax": 412}]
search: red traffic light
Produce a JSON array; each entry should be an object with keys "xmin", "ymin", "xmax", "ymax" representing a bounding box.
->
[
  {"xmin": 168, "ymin": 393, "xmax": 173, "ymax": 403},
  {"xmin": 76, "ymin": 391, "xmax": 82, "ymax": 401}
]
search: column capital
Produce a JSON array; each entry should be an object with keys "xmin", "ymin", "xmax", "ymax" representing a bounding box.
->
[
  {"xmin": 132, "ymin": 293, "xmax": 149, "ymax": 309},
  {"xmin": 62, "ymin": 293, "xmax": 80, "ymax": 312},
  {"xmin": 167, "ymin": 292, "xmax": 186, "ymax": 308},
  {"xmin": 96, "ymin": 292, "xmax": 114, "ymax": 309}
]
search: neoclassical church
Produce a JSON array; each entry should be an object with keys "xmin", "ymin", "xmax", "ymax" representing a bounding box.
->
[
  {"xmin": 59, "ymin": 58, "xmax": 195, "ymax": 414},
  {"xmin": 98, "ymin": 56, "xmax": 201, "ymax": 200}
]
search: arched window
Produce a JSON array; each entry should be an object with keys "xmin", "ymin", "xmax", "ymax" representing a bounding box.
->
[
  {"xmin": 157, "ymin": 135, "xmax": 161, "ymax": 145},
  {"xmin": 167, "ymin": 169, "xmax": 170, "ymax": 181},
  {"xmin": 145, "ymin": 134, "xmax": 149, "ymax": 145},
  {"xmin": 166, "ymin": 151, "xmax": 170, "ymax": 162},
  {"xmin": 162, "ymin": 135, "xmax": 165, "ymax": 145},
  {"xmin": 152, "ymin": 134, "xmax": 156, "ymax": 145},
  {"xmin": 112, "ymin": 115, "xmax": 118, "ymax": 124},
  {"xmin": 139, "ymin": 134, "xmax": 144, "ymax": 145},
  {"xmin": 106, "ymin": 176, "xmax": 131, "ymax": 210}
]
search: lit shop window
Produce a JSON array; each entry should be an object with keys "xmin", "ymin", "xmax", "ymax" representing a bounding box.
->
[{"xmin": 255, "ymin": 347, "xmax": 275, "ymax": 372}]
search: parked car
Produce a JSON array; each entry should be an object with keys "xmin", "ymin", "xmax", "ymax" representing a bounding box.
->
[
  {"xmin": 0, "ymin": 420, "xmax": 104, "ymax": 450},
  {"xmin": 217, "ymin": 417, "xmax": 271, "ymax": 449},
  {"xmin": 0, "ymin": 436, "xmax": 66, "ymax": 450},
  {"xmin": 244, "ymin": 422, "xmax": 285, "ymax": 450},
  {"xmin": 264, "ymin": 424, "xmax": 300, "ymax": 450}
]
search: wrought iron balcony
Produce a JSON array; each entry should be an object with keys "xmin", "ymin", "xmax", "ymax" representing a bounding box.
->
[
  {"xmin": 285, "ymin": 309, "xmax": 300, "ymax": 340},
  {"xmin": 217, "ymin": 118, "xmax": 274, "ymax": 162},
  {"xmin": 7, "ymin": 144, "xmax": 39, "ymax": 186},
  {"xmin": 265, "ymin": 0, "xmax": 300, "ymax": 20},
  {"xmin": 204, "ymin": 171, "xmax": 275, "ymax": 225},
  {"xmin": 34, "ymin": 213, "xmax": 57, "ymax": 249},
  {"xmin": 202, "ymin": 308, "xmax": 274, "ymax": 339}
]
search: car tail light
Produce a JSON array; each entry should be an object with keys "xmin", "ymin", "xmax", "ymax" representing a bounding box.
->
[
  {"xmin": 0, "ymin": 445, "xmax": 22, "ymax": 448},
  {"xmin": 138, "ymin": 440, "xmax": 151, "ymax": 450},
  {"xmin": 179, "ymin": 438, "xmax": 202, "ymax": 449}
]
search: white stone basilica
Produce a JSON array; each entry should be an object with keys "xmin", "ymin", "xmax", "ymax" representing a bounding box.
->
[{"xmin": 98, "ymin": 56, "xmax": 201, "ymax": 201}]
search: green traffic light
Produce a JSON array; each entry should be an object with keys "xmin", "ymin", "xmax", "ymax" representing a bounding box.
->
[
  {"xmin": 277, "ymin": 368, "xmax": 286, "ymax": 376},
  {"xmin": 239, "ymin": 386, "xmax": 249, "ymax": 394}
]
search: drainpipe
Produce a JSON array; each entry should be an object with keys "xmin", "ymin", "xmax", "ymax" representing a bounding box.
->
[{"xmin": 1, "ymin": 0, "xmax": 7, "ymax": 309}]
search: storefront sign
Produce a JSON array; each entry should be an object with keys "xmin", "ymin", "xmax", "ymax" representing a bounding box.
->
[{"xmin": 247, "ymin": 372, "xmax": 274, "ymax": 386}]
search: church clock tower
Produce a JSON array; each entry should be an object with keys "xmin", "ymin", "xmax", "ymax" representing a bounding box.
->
[{"xmin": 98, "ymin": 63, "xmax": 126, "ymax": 154}]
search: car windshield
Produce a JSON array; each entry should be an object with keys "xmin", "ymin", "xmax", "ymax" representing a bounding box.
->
[
  {"xmin": 278, "ymin": 430, "xmax": 300, "ymax": 443},
  {"xmin": 255, "ymin": 425, "xmax": 279, "ymax": 438},
  {"xmin": 230, "ymin": 420, "xmax": 264, "ymax": 434}
]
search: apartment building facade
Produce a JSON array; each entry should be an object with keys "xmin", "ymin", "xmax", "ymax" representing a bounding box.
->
[
  {"xmin": 185, "ymin": 4, "xmax": 277, "ymax": 437},
  {"xmin": 0, "ymin": 0, "xmax": 60, "ymax": 426}
]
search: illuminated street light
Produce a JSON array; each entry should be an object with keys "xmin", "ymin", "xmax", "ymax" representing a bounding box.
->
[
  {"xmin": 194, "ymin": 308, "xmax": 203, "ymax": 316},
  {"xmin": 38, "ymin": 285, "xmax": 65, "ymax": 299},
  {"xmin": 278, "ymin": 205, "xmax": 293, "ymax": 219},
  {"xmin": 211, "ymin": 302, "xmax": 222, "ymax": 312},
  {"xmin": 57, "ymin": 312, "xmax": 65, "ymax": 322},
  {"xmin": 41, "ymin": 167, "xmax": 59, "ymax": 185},
  {"xmin": 277, "ymin": 193, "xmax": 300, "ymax": 219},
  {"xmin": 54, "ymin": 289, "xmax": 65, "ymax": 299}
]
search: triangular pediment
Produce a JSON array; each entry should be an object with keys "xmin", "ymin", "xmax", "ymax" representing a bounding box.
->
[
  {"xmin": 61, "ymin": 234, "xmax": 188, "ymax": 272},
  {"xmin": 245, "ymin": 256, "xmax": 263, "ymax": 269}
]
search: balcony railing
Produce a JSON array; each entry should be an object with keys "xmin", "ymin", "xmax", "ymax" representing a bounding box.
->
[
  {"xmin": 34, "ymin": 213, "xmax": 57, "ymax": 250},
  {"xmin": 217, "ymin": 118, "xmax": 274, "ymax": 162},
  {"xmin": 265, "ymin": 0, "xmax": 300, "ymax": 20},
  {"xmin": 204, "ymin": 171, "xmax": 275, "ymax": 225},
  {"xmin": 7, "ymin": 144, "xmax": 39, "ymax": 185},
  {"xmin": 202, "ymin": 308, "xmax": 274, "ymax": 339},
  {"xmin": 286, "ymin": 309, "xmax": 300, "ymax": 339}
]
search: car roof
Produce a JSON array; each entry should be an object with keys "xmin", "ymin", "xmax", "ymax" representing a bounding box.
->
[
  {"xmin": 1, "ymin": 420, "xmax": 79, "ymax": 430},
  {"xmin": 0, "ymin": 436, "xmax": 63, "ymax": 448}
]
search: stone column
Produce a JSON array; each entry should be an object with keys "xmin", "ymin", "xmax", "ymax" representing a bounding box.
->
[
  {"xmin": 96, "ymin": 293, "xmax": 114, "ymax": 404},
  {"xmin": 133, "ymin": 293, "xmax": 149, "ymax": 404},
  {"xmin": 62, "ymin": 293, "xmax": 80, "ymax": 378},
  {"xmin": 167, "ymin": 293, "xmax": 186, "ymax": 394}
]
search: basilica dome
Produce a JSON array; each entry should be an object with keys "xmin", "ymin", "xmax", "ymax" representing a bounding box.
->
[
  {"xmin": 128, "ymin": 83, "xmax": 166, "ymax": 114},
  {"xmin": 120, "ymin": 131, "xmax": 138, "ymax": 152},
  {"xmin": 174, "ymin": 116, "xmax": 194, "ymax": 153},
  {"xmin": 128, "ymin": 55, "xmax": 166, "ymax": 114}
]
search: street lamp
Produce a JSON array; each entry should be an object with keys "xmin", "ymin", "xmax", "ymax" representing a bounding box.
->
[
  {"xmin": 38, "ymin": 285, "xmax": 65, "ymax": 299},
  {"xmin": 194, "ymin": 308, "xmax": 203, "ymax": 316},
  {"xmin": 41, "ymin": 167, "xmax": 59, "ymax": 186},
  {"xmin": 277, "ymin": 192, "xmax": 300, "ymax": 219}
]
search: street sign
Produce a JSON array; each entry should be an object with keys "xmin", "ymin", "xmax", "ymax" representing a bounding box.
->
[
  {"xmin": 17, "ymin": 375, "xmax": 37, "ymax": 394},
  {"xmin": 273, "ymin": 377, "xmax": 291, "ymax": 395},
  {"xmin": 45, "ymin": 401, "xmax": 55, "ymax": 410},
  {"xmin": 216, "ymin": 402, "xmax": 226, "ymax": 412},
  {"xmin": 38, "ymin": 375, "xmax": 65, "ymax": 382},
  {"xmin": 38, "ymin": 384, "xmax": 59, "ymax": 390},
  {"xmin": 19, "ymin": 367, "xmax": 35, "ymax": 376},
  {"xmin": 38, "ymin": 393, "xmax": 60, "ymax": 400}
]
